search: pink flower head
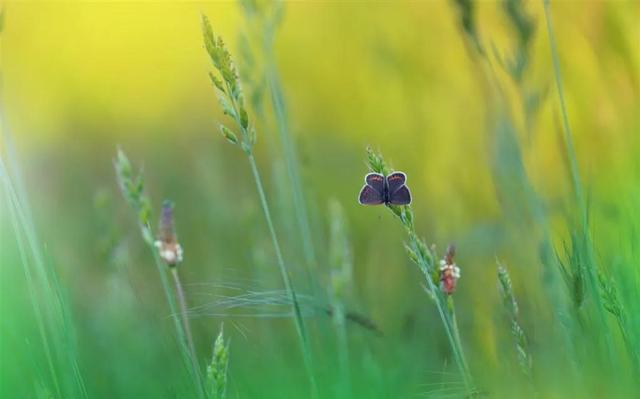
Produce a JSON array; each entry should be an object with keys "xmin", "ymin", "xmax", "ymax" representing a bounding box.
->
[{"xmin": 440, "ymin": 244, "xmax": 461, "ymax": 295}]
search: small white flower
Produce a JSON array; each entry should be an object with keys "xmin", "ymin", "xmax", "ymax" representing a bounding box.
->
[
  {"xmin": 162, "ymin": 249, "xmax": 176, "ymax": 264},
  {"xmin": 155, "ymin": 241, "xmax": 183, "ymax": 266},
  {"xmin": 440, "ymin": 260, "xmax": 460, "ymax": 278}
]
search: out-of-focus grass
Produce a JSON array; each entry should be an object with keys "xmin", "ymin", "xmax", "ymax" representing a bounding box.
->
[{"xmin": 1, "ymin": 1, "xmax": 639, "ymax": 398}]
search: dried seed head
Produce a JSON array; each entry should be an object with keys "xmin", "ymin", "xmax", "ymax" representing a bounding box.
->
[
  {"xmin": 154, "ymin": 200, "xmax": 183, "ymax": 267},
  {"xmin": 440, "ymin": 244, "xmax": 461, "ymax": 295}
]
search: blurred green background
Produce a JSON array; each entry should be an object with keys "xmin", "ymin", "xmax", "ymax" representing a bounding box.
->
[{"xmin": 1, "ymin": 1, "xmax": 639, "ymax": 398}]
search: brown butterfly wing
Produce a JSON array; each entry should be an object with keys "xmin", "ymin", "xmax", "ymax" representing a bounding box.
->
[
  {"xmin": 387, "ymin": 172, "xmax": 411, "ymax": 205},
  {"xmin": 359, "ymin": 173, "xmax": 385, "ymax": 205}
]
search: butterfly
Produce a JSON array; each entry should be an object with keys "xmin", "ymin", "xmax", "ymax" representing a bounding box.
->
[{"xmin": 358, "ymin": 171, "xmax": 412, "ymax": 206}]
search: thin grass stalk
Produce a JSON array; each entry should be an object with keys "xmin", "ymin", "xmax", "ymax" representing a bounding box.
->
[
  {"xmin": 328, "ymin": 200, "xmax": 353, "ymax": 398},
  {"xmin": 1, "ymin": 162, "xmax": 62, "ymax": 398},
  {"xmin": 446, "ymin": 297, "xmax": 471, "ymax": 379},
  {"xmin": 156, "ymin": 200, "xmax": 203, "ymax": 395},
  {"xmin": 201, "ymin": 16, "xmax": 317, "ymax": 396},
  {"xmin": 170, "ymin": 267, "xmax": 200, "ymax": 389},
  {"xmin": 239, "ymin": 1, "xmax": 317, "ymax": 291},
  {"xmin": 1, "ymin": 151, "xmax": 88, "ymax": 398},
  {"xmin": 542, "ymin": 0, "xmax": 613, "ymax": 356},
  {"xmin": 452, "ymin": 3, "xmax": 578, "ymax": 380},
  {"xmin": 247, "ymin": 153, "xmax": 318, "ymax": 396},
  {"xmin": 410, "ymin": 234, "xmax": 472, "ymax": 391},
  {"xmin": 541, "ymin": 1, "xmax": 585, "ymax": 219},
  {"xmin": 365, "ymin": 149, "xmax": 473, "ymax": 392},
  {"xmin": 114, "ymin": 151, "xmax": 204, "ymax": 398},
  {"xmin": 150, "ymin": 226, "xmax": 205, "ymax": 398},
  {"xmin": 332, "ymin": 303, "xmax": 351, "ymax": 398},
  {"xmin": 1, "ymin": 37, "xmax": 87, "ymax": 392},
  {"xmin": 265, "ymin": 54, "xmax": 318, "ymax": 284}
]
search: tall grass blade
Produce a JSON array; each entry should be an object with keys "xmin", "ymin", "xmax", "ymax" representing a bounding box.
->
[
  {"xmin": 1, "ymin": 145, "xmax": 88, "ymax": 398},
  {"xmin": 328, "ymin": 199, "xmax": 353, "ymax": 398},
  {"xmin": 542, "ymin": 0, "xmax": 613, "ymax": 359},
  {"xmin": 201, "ymin": 15, "xmax": 317, "ymax": 397},
  {"xmin": 240, "ymin": 0, "xmax": 318, "ymax": 290},
  {"xmin": 365, "ymin": 148, "xmax": 474, "ymax": 393}
]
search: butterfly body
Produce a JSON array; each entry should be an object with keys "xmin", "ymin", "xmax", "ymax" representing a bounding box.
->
[{"xmin": 358, "ymin": 172, "xmax": 412, "ymax": 206}]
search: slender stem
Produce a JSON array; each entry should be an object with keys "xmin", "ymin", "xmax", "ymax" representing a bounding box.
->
[
  {"xmin": 422, "ymin": 262, "xmax": 472, "ymax": 392},
  {"xmin": 403, "ymin": 214, "xmax": 472, "ymax": 392},
  {"xmin": 332, "ymin": 303, "xmax": 352, "ymax": 398},
  {"xmin": 543, "ymin": 0, "xmax": 613, "ymax": 354},
  {"xmin": 2, "ymin": 155, "xmax": 89, "ymax": 398},
  {"xmin": 2, "ymin": 163, "xmax": 62, "ymax": 398},
  {"xmin": 247, "ymin": 153, "xmax": 318, "ymax": 398},
  {"xmin": 542, "ymin": 0, "xmax": 584, "ymax": 218},
  {"xmin": 447, "ymin": 297, "xmax": 471, "ymax": 378},
  {"xmin": 148, "ymin": 234, "xmax": 204, "ymax": 399},
  {"xmin": 265, "ymin": 51, "xmax": 317, "ymax": 289},
  {"xmin": 170, "ymin": 267, "xmax": 202, "ymax": 394}
]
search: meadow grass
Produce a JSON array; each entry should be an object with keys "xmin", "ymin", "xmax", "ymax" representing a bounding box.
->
[
  {"xmin": 201, "ymin": 14, "xmax": 318, "ymax": 397},
  {"xmin": 1, "ymin": 142, "xmax": 88, "ymax": 398},
  {"xmin": 113, "ymin": 149, "xmax": 205, "ymax": 398},
  {"xmin": 452, "ymin": 0, "xmax": 638, "ymax": 392},
  {"xmin": 542, "ymin": 1, "xmax": 612, "ymax": 348},
  {"xmin": 241, "ymin": 0, "xmax": 318, "ymax": 289},
  {"xmin": 327, "ymin": 199, "xmax": 353, "ymax": 398},
  {"xmin": 365, "ymin": 148, "xmax": 474, "ymax": 394},
  {"xmin": 1, "ymin": 1, "xmax": 638, "ymax": 398},
  {"xmin": 1, "ymin": 16, "xmax": 87, "ymax": 389}
]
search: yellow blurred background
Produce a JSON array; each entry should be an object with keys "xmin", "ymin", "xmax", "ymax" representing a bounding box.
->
[{"xmin": 1, "ymin": 1, "xmax": 639, "ymax": 397}]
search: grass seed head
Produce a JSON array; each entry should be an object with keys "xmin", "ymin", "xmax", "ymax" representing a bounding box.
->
[
  {"xmin": 207, "ymin": 325, "xmax": 230, "ymax": 399},
  {"xmin": 113, "ymin": 148, "xmax": 152, "ymax": 232},
  {"xmin": 202, "ymin": 13, "xmax": 256, "ymax": 154},
  {"xmin": 497, "ymin": 264, "xmax": 518, "ymax": 317}
]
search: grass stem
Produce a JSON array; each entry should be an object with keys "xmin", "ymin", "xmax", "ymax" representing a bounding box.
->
[
  {"xmin": 170, "ymin": 266, "xmax": 201, "ymax": 394},
  {"xmin": 150, "ymin": 235, "xmax": 205, "ymax": 399},
  {"xmin": 365, "ymin": 149, "xmax": 473, "ymax": 392},
  {"xmin": 1, "ymin": 160, "xmax": 63, "ymax": 398},
  {"xmin": 265, "ymin": 56, "xmax": 318, "ymax": 288},
  {"xmin": 543, "ymin": 0, "xmax": 613, "ymax": 358},
  {"xmin": 247, "ymin": 153, "xmax": 318, "ymax": 398},
  {"xmin": 201, "ymin": 17, "xmax": 318, "ymax": 395},
  {"xmin": 1, "ymin": 145, "xmax": 88, "ymax": 398}
]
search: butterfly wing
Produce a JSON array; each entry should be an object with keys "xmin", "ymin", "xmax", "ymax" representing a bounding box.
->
[
  {"xmin": 386, "ymin": 172, "xmax": 406, "ymax": 193},
  {"xmin": 359, "ymin": 173, "xmax": 385, "ymax": 205},
  {"xmin": 365, "ymin": 173, "xmax": 385, "ymax": 192},
  {"xmin": 388, "ymin": 185, "xmax": 411, "ymax": 205},
  {"xmin": 387, "ymin": 172, "xmax": 411, "ymax": 205}
]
